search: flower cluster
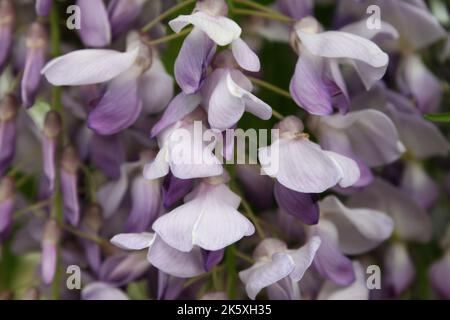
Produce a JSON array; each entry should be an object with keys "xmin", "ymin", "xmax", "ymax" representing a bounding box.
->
[{"xmin": 0, "ymin": 0, "xmax": 449, "ymax": 301}]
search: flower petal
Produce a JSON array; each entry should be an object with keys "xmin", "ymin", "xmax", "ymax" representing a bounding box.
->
[
  {"xmin": 77, "ymin": 0, "xmax": 111, "ymax": 48},
  {"xmin": 110, "ymin": 232, "xmax": 155, "ymax": 250},
  {"xmin": 175, "ymin": 28, "xmax": 216, "ymax": 94},
  {"xmin": 41, "ymin": 48, "xmax": 139, "ymax": 86},
  {"xmin": 169, "ymin": 12, "xmax": 241, "ymax": 46},
  {"xmin": 231, "ymin": 38, "xmax": 260, "ymax": 72}
]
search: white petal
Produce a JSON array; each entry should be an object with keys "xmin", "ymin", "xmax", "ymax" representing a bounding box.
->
[
  {"xmin": 288, "ymin": 236, "xmax": 321, "ymax": 282},
  {"xmin": 320, "ymin": 195, "xmax": 394, "ymax": 255},
  {"xmin": 259, "ymin": 138, "xmax": 341, "ymax": 193},
  {"xmin": 147, "ymin": 236, "xmax": 204, "ymax": 278},
  {"xmin": 41, "ymin": 48, "xmax": 139, "ymax": 86},
  {"xmin": 239, "ymin": 253, "xmax": 295, "ymax": 300},
  {"xmin": 143, "ymin": 147, "xmax": 170, "ymax": 180},
  {"xmin": 169, "ymin": 12, "xmax": 241, "ymax": 46},
  {"xmin": 110, "ymin": 232, "xmax": 155, "ymax": 250},
  {"xmin": 231, "ymin": 38, "xmax": 261, "ymax": 72},
  {"xmin": 317, "ymin": 262, "xmax": 369, "ymax": 300},
  {"xmin": 324, "ymin": 151, "xmax": 360, "ymax": 188}
]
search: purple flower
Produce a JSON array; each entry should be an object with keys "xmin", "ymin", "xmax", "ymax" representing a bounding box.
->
[
  {"xmin": 111, "ymin": 232, "xmax": 205, "ymax": 278},
  {"xmin": 108, "ymin": 0, "xmax": 148, "ymax": 38},
  {"xmin": 289, "ymin": 17, "xmax": 389, "ymax": 115},
  {"xmin": 258, "ymin": 116, "xmax": 360, "ymax": 193},
  {"xmin": 60, "ymin": 147, "xmax": 80, "ymax": 226},
  {"xmin": 82, "ymin": 282, "xmax": 129, "ymax": 300},
  {"xmin": 429, "ymin": 252, "xmax": 450, "ymax": 300},
  {"xmin": 77, "ymin": 0, "xmax": 111, "ymax": 48},
  {"xmin": 35, "ymin": 0, "xmax": 52, "ymax": 17},
  {"xmin": 384, "ymin": 242, "xmax": 415, "ymax": 296},
  {"xmin": 42, "ymin": 111, "xmax": 61, "ymax": 194},
  {"xmin": 22, "ymin": 22, "xmax": 47, "ymax": 108},
  {"xmin": 239, "ymin": 237, "xmax": 321, "ymax": 300},
  {"xmin": 0, "ymin": 0, "xmax": 14, "ymax": 72},
  {"xmin": 41, "ymin": 219, "xmax": 60, "ymax": 284},
  {"xmin": 0, "ymin": 95, "xmax": 18, "ymax": 176},
  {"xmin": 152, "ymin": 175, "xmax": 254, "ymax": 252}
]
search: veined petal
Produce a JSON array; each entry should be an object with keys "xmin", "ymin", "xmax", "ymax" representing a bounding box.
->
[
  {"xmin": 324, "ymin": 151, "xmax": 360, "ymax": 188},
  {"xmin": 320, "ymin": 195, "xmax": 394, "ymax": 255},
  {"xmin": 147, "ymin": 236, "xmax": 205, "ymax": 278},
  {"xmin": 151, "ymin": 93, "xmax": 201, "ymax": 138},
  {"xmin": 239, "ymin": 253, "xmax": 295, "ymax": 300},
  {"xmin": 231, "ymin": 38, "xmax": 260, "ymax": 72},
  {"xmin": 110, "ymin": 232, "xmax": 155, "ymax": 250},
  {"xmin": 88, "ymin": 68, "xmax": 142, "ymax": 135},
  {"xmin": 77, "ymin": 0, "xmax": 111, "ymax": 48},
  {"xmin": 259, "ymin": 138, "xmax": 341, "ymax": 193},
  {"xmin": 287, "ymin": 236, "xmax": 321, "ymax": 282},
  {"xmin": 41, "ymin": 48, "xmax": 139, "ymax": 86},
  {"xmin": 169, "ymin": 12, "xmax": 241, "ymax": 46},
  {"xmin": 175, "ymin": 28, "xmax": 216, "ymax": 94},
  {"xmin": 290, "ymin": 53, "xmax": 332, "ymax": 115}
]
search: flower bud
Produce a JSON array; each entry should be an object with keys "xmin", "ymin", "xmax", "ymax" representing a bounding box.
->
[
  {"xmin": 41, "ymin": 219, "xmax": 60, "ymax": 284},
  {"xmin": 0, "ymin": 0, "xmax": 14, "ymax": 71}
]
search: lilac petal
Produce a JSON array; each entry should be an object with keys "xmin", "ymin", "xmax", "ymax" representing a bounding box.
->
[
  {"xmin": 22, "ymin": 24, "xmax": 46, "ymax": 108},
  {"xmin": 277, "ymin": 0, "xmax": 312, "ymax": 20},
  {"xmin": 239, "ymin": 252, "xmax": 295, "ymax": 300},
  {"xmin": 429, "ymin": 253, "xmax": 450, "ymax": 300},
  {"xmin": 236, "ymin": 164, "xmax": 274, "ymax": 211},
  {"xmin": 77, "ymin": 0, "xmax": 111, "ymax": 48},
  {"xmin": 96, "ymin": 164, "xmax": 130, "ymax": 218},
  {"xmin": 42, "ymin": 137, "xmax": 56, "ymax": 194},
  {"xmin": 298, "ymin": 30, "xmax": 388, "ymax": 89},
  {"xmin": 89, "ymin": 133, "xmax": 125, "ymax": 179},
  {"xmin": 290, "ymin": 53, "xmax": 332, "ymax": 115},
  {"xmin": 157, "ymin": 272, "xmax": 185, "ymax": 300},
  {"xmin": 0, "ymin": 119, "xmax": 16, "ymax": 176},
  {"xmin": 385, "ymin": 91, "xmax": 450, "ymax": 159},
  {"xmin": 153, "ymin": 183, "xmax": 254, "ymax": 252},
  {"xmin": 41, "ymin": 242, "xmax": 57, "ymax": 284},
  {"xmin": 313, "ymin": 223, "xmax": 355, "ymax": 285},
  {"xmin": 288, "ymin": 236, "xmax": 321, "ymax": 282},
  {"xmin": 396, "ymin": 55, "xmax": 442, "ymax": 114},
  {"xmin": 274, "ymin": 181, "xmax": 319, "ymax": 225},
  {"xmin": 317, "ymin": 262, "xmax": 368, "ymax": 300},
  {"xmin": 401, "ymin": 162, "xmax": 438, "ymax": 209},
  {"xmin": 35, "ymin": 0, "xmax": 52, "ymax": 16},
  {"xmin": 384, "ymin": 242, "xmax": 415, "ymax": 296},
  {"xmin": 147, "ymin": 236, "xmax": 205, "ymax": 278},
  {"xmin": 175, "ymin": 28, "xmax": 216, "ymax": 94},
  {"xmin": 61, "ymin": 169, "xmax": 80, "ymax": 226},
  {"xmin": 125, "ymin": 176, "xmax": 161, "ymax": 233},
  {"xmin": 41, "ymin": 48, "xmax": 139, "ymax": 86},
  {"xmin": 150, "ymin": 92, "xmax": 201, "ymax": 138},
  {"xmin": 348, "ymin": 178, "xmax": 432, "ymax": 243},
  {"xmin": 111, "ymin": 232, "xmax": 155, "ymax": 250},
  {"xmin": 81, "ymin": 236, "xmax": 101, "ymax": 274},
  {"xmin": 259, "ymin": 138, "xmax": 341, "ymax": 193},
  {"xmin": 202, "ymin": 249, "xmax": 225, "ymax": 272},
  {"xmin": 98, "ymin": 253, "xmax": 149, "ymax": 287},
  {"xmin": 323, "ymin": 151, "xmax": 360, "ymax": 188},
  {"xmin": 169, "ymin": 12, "xmax": 241, "ymax": 46},
  {"xmin": 231, "ymin": 38, "xmax": 260, "ymax": 72},
  {"xmin": 82, "ymin": 282, "xmax": 129, "ymax": 300},
  {"xmin": 140, "ymin": 58, "xmax": 174, "ymax": 114},
  {"xmin": 108, "ymin": 0, "xmax": 147, "ymax": 38},
  {"xmin": 377, "ymin": 0, "xmax": 446, "ymax": 50},
  {"xmin": 320, "ymin": 195, "xmax": 393, "ymax": 255},
  {"xmin": 162, "ymin": 172, "xmax": 193, "ymax": 208},
  {"xmin": 88, "ymin": 68, "xmax": 142, "ymax": 136},
  {"xmin": 0, "ymin": 0, "xmax": 14, "ymax": 72}
]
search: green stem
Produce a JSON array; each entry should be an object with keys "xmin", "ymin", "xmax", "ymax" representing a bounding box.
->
[
  {"xmin": 241, "ymin": 198, "xmax": 266, "ymax": 239},
  {"xmin": 231, "ymin": 8, "xmax": 293, "ymax": 23},
  {"xmin": 235, "ymin": 250, "xmax": 254, "ymax": 264},
  {"xmin": 248, "ymin": 76, "xmax": 292, "ymax": 100},
  {"xmin": 141, "ymin": 0, "xmax": 196, "ymax": 33},
  {"xmin": 233, "ymin": 0, "xmax": 291, "ymax": 21},
  {"xmin": 143, "ymin": 28, "xmax": 192, "ymax": 46},
  {"xmin": 49, "ymin": 3, "xmax": 62, "ymax": 300},
  {"xmin": 225, "ymin": 245, "xmax": 237, "ymax": 299}
]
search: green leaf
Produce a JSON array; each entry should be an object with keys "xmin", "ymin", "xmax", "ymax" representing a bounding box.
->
[{"xmin": 424, "ymin": 112, "xmax": 450, "ymax": 123}]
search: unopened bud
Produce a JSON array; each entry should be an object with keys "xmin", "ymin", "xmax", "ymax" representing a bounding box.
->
[
  {"xmin": 83, "ymin": 204, "xmax": 103, "ymax": 232},
  {"xmin": 61, "ymin": 146, "xmax": 79, "ymax": 174},
  {"xmin": 26, "ymin": 22, "xmax": 47, "ymax": 49},
  {"xmin": 0, "ymin": 176, "xmax": 14, "ymax": 203},
  {"xmin": 43, "ymin": 111, "xmax": 62, "ymax": 138},
  {"xmin": 42, "ymin": 219, "xmax": 60, "ymax": 245},
  {"xmin": 0, "ymin": 95, "xmax": 18, "ymax": 122},
  {"xmin": 0, "ymin": 0, "xmax": 14, "ymax": 27}
]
